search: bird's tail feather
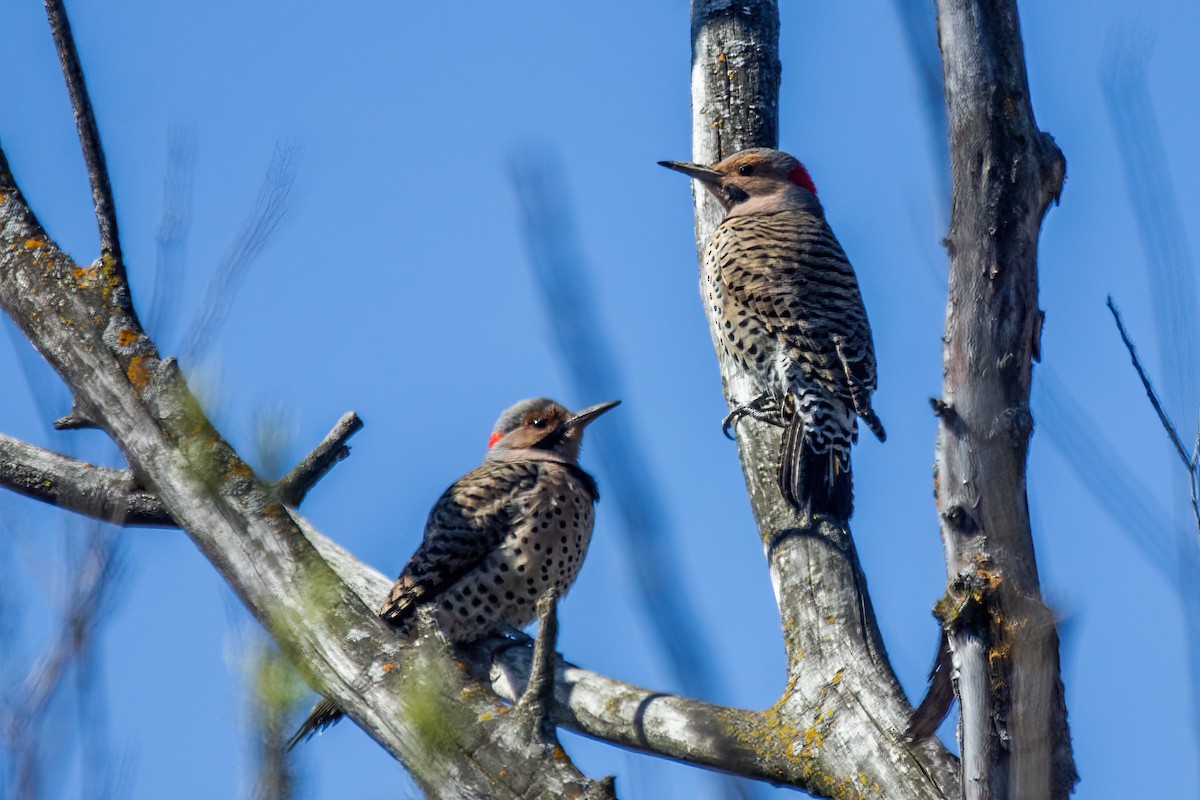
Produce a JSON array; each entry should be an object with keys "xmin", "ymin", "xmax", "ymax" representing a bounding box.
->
[
  {"xmin": 286, "ymin": 697, "xmax": 345, "ymax": 750},
  {"xmin": 779, "ymin": 415, "xmax": 853, "ymax": 520}
]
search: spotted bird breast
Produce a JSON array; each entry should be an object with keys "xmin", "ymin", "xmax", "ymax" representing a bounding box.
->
[{"xmin": 430, "ymin": 462, "xmax": 597, "ymax": 642}]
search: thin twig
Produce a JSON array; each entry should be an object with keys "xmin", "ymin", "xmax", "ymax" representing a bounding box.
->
[
  {"xmin": 514, "ymin": 588, "xmax": 560, "ymax": 741},
  {"xmin": 0, "ymin": 411, "xmax": 362, "ymax": 527},
  {"xmin": 1107, "ymin": 296, "xmax": 1192, "ymax": 467},
  {"xmin": 275, "ymin": 412, "xmax": 364, "ymax": 506},
  {"xmin": 43, "ymin": 0, "xmax": 122, "ymax": 266}
]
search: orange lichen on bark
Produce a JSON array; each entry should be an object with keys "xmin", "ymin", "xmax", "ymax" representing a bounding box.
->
[
  {"xmin": 127, "ymin": 356, "xmax": 149, "ymax": 388},
  {"xmin": 72, "ymin": 265, "xmax": 99, "ymax": 288},
  {"xmin": 116, "ymin": 328, "xmax": 138, "ymax": 346}
]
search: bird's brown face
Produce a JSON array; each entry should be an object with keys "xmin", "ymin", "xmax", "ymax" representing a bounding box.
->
[
  {"xmin": 487, "ymin": 399, "xmax": 620, "ymax": 461},
  {"xmin": 489, "ymin": 403, "xmax": 574, "ymax": 451},
  {"xmin": 659, "ymin": 148, "xmax": 817, "ymax": 212}
]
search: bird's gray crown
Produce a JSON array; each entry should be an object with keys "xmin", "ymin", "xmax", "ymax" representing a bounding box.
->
[
  {"xmin": 731, "ymin": 147, "xmax": 802, "ymax": 173},
  {"xmin": 492, "ymin": 398, "xmax": 569, "ymax": 435}
]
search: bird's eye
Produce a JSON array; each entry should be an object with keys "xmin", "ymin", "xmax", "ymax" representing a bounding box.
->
[
  {"xmin": 737, "ymin": 164, "xmax": 754, "ymax": 176},
  {"xmin": 531, "ymin": 418, "xmax": 548, "ymax": 428}
]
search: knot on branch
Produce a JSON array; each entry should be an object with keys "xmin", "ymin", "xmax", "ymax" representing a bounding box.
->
[
  {"xmin": 1038, "ymin": 131, "xmax": 1067, "ymax": 207},
  {"xmin": 53, "ymin": 405, "xmax": 99, "ymax": 431},
  {"xmin": 941, "ymin": 503, "xmax": 980, "ymax": 536},
  {"xmin": 935, "ymin": 565, "xmax": 999, "ymax": 631},
  {"xmin": 991, "ymin": 404, "xmax": 1034, "ymax": 447}
]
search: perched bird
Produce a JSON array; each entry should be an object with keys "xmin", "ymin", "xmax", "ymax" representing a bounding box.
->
[
  {"xmin": 660, "ymin": 148, "xmax": 884, "ymax": 519},
  {"xmin": 287, "ymin": 397, "xmax": 619, "ymax": 748}
]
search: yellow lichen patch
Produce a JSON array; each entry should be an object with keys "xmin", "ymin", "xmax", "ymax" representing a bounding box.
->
[
  {"xmin": 832, "ymin": 669, "xmax": 844, "ymax": 685},
  {"xmin": 23, "ymin": 237, "xmax": 44, "ymax": 250},
  {"xmin": 551, "ymin": 745, "xmax": 569, "ymax": 761},
  {"xmin": 382, "ymin": 662, "xmax": 395, "ymax": 673},
  {"xmin": 127, "ymin": 356, "xmax": 149, "ymax": 388},
  {"xmin": 116, "ymin": 328, "xmax": 138, "ymax": 346},
  {"xmin": 479, "ymin": 713, "xmax": 493, "ymax": 722},
  {"xmin": 717, "ymin": 53, "xmax": 727, "ymax": 62},
  {"xmin": 72, "ymin": 265, "xmax": 98, "ymax": 288},
  {"xmin": 497, "ymin": 769, "xmax": 506, "ymax": 777},
  {"xmin": 229, "ymin": 460, "xmax": 254, "ymax": 477}
]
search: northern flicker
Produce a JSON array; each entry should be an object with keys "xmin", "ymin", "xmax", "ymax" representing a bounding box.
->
[
  {"xmin": 660, "ymin": 148, "xmax": 884, "ymax": 519},
  {"xmin": 287, "ymin": 397, "xmax": 619, "ymax": 748}
]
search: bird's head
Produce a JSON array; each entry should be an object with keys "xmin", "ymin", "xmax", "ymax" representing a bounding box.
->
[
  {"xmin": 485, "ymin": 398, "xmax": 620, "ymax": 464},
  {"xmin": 659, "ymin": 148, "xmax": 819, "ymax": 217}
]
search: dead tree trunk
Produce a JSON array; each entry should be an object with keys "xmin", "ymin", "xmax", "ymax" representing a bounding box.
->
[
  {"xmin": 0, "ymin": 0, "xmax": 1079, "ymax": 797},
  {"xmin": 932, "ymin": 1, "xmax": 1076, "ymax": 797}
]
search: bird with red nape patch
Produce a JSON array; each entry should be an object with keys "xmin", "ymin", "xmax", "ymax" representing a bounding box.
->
[
  {"xmin": 287, "ymin": 397, "xmax": 619, "ymax": 748},
  {"xmin": 660, "ymin": 147, "xmax": 884, "ymax": 520}
]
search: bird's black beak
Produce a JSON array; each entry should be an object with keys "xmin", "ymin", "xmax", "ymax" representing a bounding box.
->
[
  {"xmin": 566, "ymin": 400, "xmax": 621, "ymax": 430},
  {"xmin": 658, "ymin": 160, "xmax": 724, "ymax": 184},
  {"xmin": 534, "ymin": 400, "xmax": 620, "ymax": 450}
]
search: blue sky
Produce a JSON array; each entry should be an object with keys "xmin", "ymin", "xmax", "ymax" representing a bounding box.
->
[{"xmin": 0, "ymin": 1, "xmax": 1198, "ymax": 798}]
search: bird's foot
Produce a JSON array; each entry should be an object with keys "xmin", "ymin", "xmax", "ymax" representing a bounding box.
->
[{"xmin": 722, "ymin": 394, "xmax": 787, "ymax": 439}]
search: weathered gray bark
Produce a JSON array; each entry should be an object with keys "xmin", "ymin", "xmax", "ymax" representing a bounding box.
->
[
  {"xmin": 0, "ymin": 0, "xmax": 1080, "ymax": 797},
  {"xmin": 679, "ymin": 1, "xmax": 960, "ymax": 798},
  {"xmin": 0, "ymin": 6, "xmax": 613, "ymax": 797},
  {"xmin": 0, "ymin": 412, "xmax": 360, "ymax": 528},
  {"xmin": 932, "ymin": 1, "xmax": 1076, "ymax": 797}
]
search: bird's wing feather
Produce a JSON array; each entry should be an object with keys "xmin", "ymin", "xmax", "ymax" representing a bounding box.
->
[{"xmin": 379, "ymin": 461, "xmax": 541, "ymax": 624}]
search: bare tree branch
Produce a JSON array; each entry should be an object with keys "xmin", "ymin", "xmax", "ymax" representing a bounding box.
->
[
  {"xmin": 274, "ymin": 412, "xmax": 364, "ymax": 506},
  {"xmin": 0, "ymin": 412, "xmax": 363, "ymax": 527},
  {"xmin": 0, "ymin": 1, "xmax": 1084, "ymax": 796},
  {"xmin": 932, "ymin": 0, "xmax": 1075, "ymax": 797},
  {"xmin": 43, "ymin": 0, "xmax": 123, "ymax": 269},
  {"xmin": 0, "ymin": 147, "xmax": 612, "ymax": 799},
  {"xmin": 508, "ymin": 151, "xmax": 723, "ymax": 700},
  {"xmin": 0, "ymin": 8, "xmax": 625, "ymax": 794},
  {"xmin": 675, "ymin": 2, "xmax": 959, "ymax": 797},
  {"xmin": 1107, "ymin": 296, "xmax": 1192, "ymax": 468},
  {"xmin": 0, "ymin": 433, "xmax": 173, "ymax": 526}
]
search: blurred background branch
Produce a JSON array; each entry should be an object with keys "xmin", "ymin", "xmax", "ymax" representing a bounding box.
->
[
  {"xmin": 509, "ymin": 152, "xmax": 761, "ymax": 799},
  {"xmin": 180, "ymin": 142, "xmax": 299, "ymax": 364},
  {"xmin": 508, "ymin": 150, "xmax": 721, "ymax": 701}
]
